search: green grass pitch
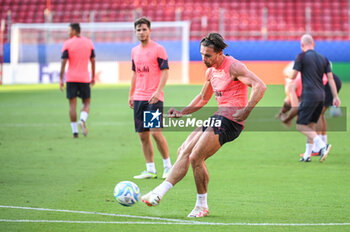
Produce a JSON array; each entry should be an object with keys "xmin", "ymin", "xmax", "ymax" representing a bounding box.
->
[{"xmin": 0, "ymin": 83, "xmax": 349, "ymax": 232}]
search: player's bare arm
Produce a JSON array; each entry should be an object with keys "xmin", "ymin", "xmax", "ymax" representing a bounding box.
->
[
  {"xmin": 289, "ymin": 69, "xmax": 298, "ymax": 79},
  {"xmin": 168, "ymin": 69, "xmax": 213, "ymax": 118},
  {"xmin": 230, "ymin": 62, "xmax": 266, "ymax": 121},
  {"xmin": 59, "ymin": 58, "xmax": 68, "ymax": 91},
  {"xmin": 90, "ymin": 57, "xmax": 96, "ymax": 86},
  {"xmin": 326, "ymin": 72, "xmax": 341, "ymax": 107},
  {"xmin": 149, "ymin": 69, "xmax": 169, "ymax": 104},
  {"xmin": 128, "ymin": 71, "xmax": 136, "ymax": 109},
  {"xmin": 281, "ymin": 81, "xmax": 299, "ymax": 124}
]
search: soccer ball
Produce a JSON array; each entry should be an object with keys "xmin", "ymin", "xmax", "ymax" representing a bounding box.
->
[{"xmin": 113, "ymin": 181, "xmax": 141, "ymax": 207}]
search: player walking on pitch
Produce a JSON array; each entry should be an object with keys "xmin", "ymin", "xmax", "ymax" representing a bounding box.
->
[
  {"xmin": 60, "ymin": 23, "xmax": 95, "ymax": 138},
  {"xmin": 289, "ymin": 34, "xmax": 340, "ymax": 162},
  {"xmin": 277, "ymin": 64, "xmax": 341, "ymax": 156},
  {"xmin": 141, "ymin": 33, "xmax": 266, "ymax": 217},
  {"xmin": 129, "ymin": 17, "xmax": 172, "ymax": 179}
]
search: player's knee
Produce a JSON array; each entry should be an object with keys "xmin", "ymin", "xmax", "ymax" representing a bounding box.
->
[
  {"xmin": 189, "ymin": 152, "xmax": 201, "ymax": 166},
  {"xmin": 138, "ymin": 133, "xmax": 150, "ymax": 143},
  {"xmin": 151, "ymin": 131, "xmax": 162, "ymax": 141}
]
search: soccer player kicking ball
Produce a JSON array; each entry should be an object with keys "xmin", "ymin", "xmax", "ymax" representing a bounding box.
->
[
  {"xmin": 60, "ymin": 23, "xmax": 95, "ymax": 138},
  {"xmin": 141, "ymin": 33, "xmax": 266, "ymax": 218},
  {"xmin": 129, "ymin": 17, "xmax": 172, "ymax": 179}
]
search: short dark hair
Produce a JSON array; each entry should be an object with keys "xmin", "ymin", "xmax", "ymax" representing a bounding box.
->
[
  {"xmin": 70, "ymin": 23, "xmax": 81, "ymax": 34},
  {"xmin": 200, "ymin": 33, "xmax": 228, "ymax": 53},
  {"xmin": 134, "ymin": 17, "xmax": 151, "ymax": 29}
]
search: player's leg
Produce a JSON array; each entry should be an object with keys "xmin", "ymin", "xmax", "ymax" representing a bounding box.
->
[
  {"xmin": 132, "ymin": 101, "xmax": 157, "ymax": 179},
  {"xmin": 133, "ymin": 131, "xmax": 158, "ymax": 179},
  {"xmin": 297, "ymin": 101, "xmax": 330, "ymax": 162},
  {"xmin": 190, "ymin": 127, "xmax": 221, "ymax": 194},
  {"xmin": 78, "ymin": 83, "xmax": 91, "ymax": 136},
  {"xmin": 151, "ymin": 129, "xmax": 172, "ymax": 178},
  {"xmin": 78, "ymin": 98, "xmax": 90, "ymax": 136},
  {"xmin": 166, "ymin": 127, "xmax": 203, "ymax": 184},
  {"xmin": 141, "ymin": 127, "xmax": 203, "ymax": 205},
  {"xmin": 314, "ymin": 106, "xmax": 328, "ymax": 152},
  {"xmin": 66, "ymin": 82, "xmax": 79, "ymax": 137},
  {"xmin": 186, "ymin": 127, "xmax": 221, "ymax": 218},
  {"xmin": 69, "ymin": 97, "xmax": 78, "ymax": 138}
]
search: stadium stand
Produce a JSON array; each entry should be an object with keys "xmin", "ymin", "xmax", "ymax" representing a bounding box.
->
[{"xmin": 0, "ymin": 0, "xmax": 349, "ymax": 42}]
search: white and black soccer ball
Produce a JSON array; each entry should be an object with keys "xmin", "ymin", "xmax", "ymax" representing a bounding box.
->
[
  {"xmin": 329, "ymin": 106, "xmax": 342, "ymax": 117},
  {"xmin": 114, "ymin": 181, "xmax": 141, "ymax": 207}
]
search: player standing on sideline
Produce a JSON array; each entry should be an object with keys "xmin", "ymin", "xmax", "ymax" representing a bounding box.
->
[
  {"xmin": 141, "ymin": 33, "xmax": 266, "ymax": 217},
  {"xmin": 129, "ymin": 17, "xmax": 172, "ymax": 179},
  {"xmin": 60, "ymin": 23, "xmax": 95, "ymax": 138},
  {"xmin": 289, "ymin": 34, "xmax": 340, "ymax": 162}
]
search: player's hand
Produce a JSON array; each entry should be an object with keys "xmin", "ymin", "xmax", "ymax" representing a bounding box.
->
[
  {"xmin": 90, "ymin": 78, "xmax": 95, "ymax": 87},
  {"xmin": 128, "ymin": 97, "xmax": 134, "ymax": 109},
  {"xmin": 149, "ymin": 91, "xmax": 160, "ymax": 104},
  {"xmin": 167, "ymin": 107, "xmax": 183, "ymax": 118},
  {"xmin": 60, "ymin": 81, "xmax": 64, "ymax": 92},
  {"xmin": 279, "ymin": 113, "xmax": 292, "ymax": 128},
  {"xmin": 232, "ymin": 107, "xmax": 250, "ymax": 122},
  {"xmin": 333, "ymin": 96, "xmax": 341, "ymax": 108}
]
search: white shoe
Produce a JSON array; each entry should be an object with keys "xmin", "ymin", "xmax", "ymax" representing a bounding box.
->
[
  {"xmin": 187, "ymin": 206, "xmax": 209, "ymax": 218},
  {"xmin": 320, "ymin": 144, "xmax": 332, "ymax": 162},
  {"xmin": 141, "ymin": 191, "xmax": 162, "ymax": 206},
  {"xmin": 133, "ymin": 171, "xmax": 157, "ymax": 179},
  {"xmin": 162, "ymin": 168, "xmax": 171, "ymax": 179},
  {"xmin": 78, "ymin": 120, "xmax": 88, "ymax": 136}
]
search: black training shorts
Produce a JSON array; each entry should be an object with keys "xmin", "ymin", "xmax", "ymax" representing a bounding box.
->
[
  {"xmin": 297, "ymin": 101, "xmax": 324, "ymax": 125},
  {"xmin": 133, "ymin": 100, "xmax": 163, "ymax": 132},
  {"xmin": 66, "ymin": 82, "xmax": 91, "ymax": 99},
  {"xmin": 202, "ymin": 114, "xmax": 243, "ymax": 146}
]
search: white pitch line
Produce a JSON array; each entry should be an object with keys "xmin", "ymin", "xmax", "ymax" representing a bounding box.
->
[
  {"xmin": 1, "ymin": 205, "xmax": 350, "ymax": 227},
  {"xmin": 1, "ymin": 219, "xmax": 350, "ymax": 226},
  {"xmin": 0, "ymin": 205, "xmax": 191, "ymax": 223},
  {"xmin": 0, "ymin": 122, "xmax": 124, "ymax": 127}
]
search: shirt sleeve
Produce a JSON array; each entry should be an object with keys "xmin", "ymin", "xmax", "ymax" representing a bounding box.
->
[
  {"xmin": 90, "ymin": 49, "xmax": 95, "ymax": 58},
  {"xmin": 157, "ymin": 46, "xmax": 169, "ymax": 70},
  {"xmin": 293, "ymin": 53, "xmax": 304, "ymax": 71},
  {"xmin": 61, "ymin": 50, "xmax": 68, "ymax": 59},
  {"xmin": 132, "ymin": 59, "xmax": 135, "ymax": 71},
  {"xmin": 61, "ymin": 41, "xmax": 68, "ymax": 59}
]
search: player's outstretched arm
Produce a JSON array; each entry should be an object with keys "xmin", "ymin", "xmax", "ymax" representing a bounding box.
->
[
  {"xmin": 231, "ymin": 62, "xmax": 266, "ymax": 121},
  {"xmin": 168, "ymin": 69, "xmax": 213, "ymax": 118},
  {"xmin": 59, "ymin": 59, "xmax": 68, "ymax": 91}
]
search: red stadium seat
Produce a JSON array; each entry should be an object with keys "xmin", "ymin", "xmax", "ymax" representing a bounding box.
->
[{"xmin": 0, "ymin": 0, "xmax": 348, "ymax": 42}]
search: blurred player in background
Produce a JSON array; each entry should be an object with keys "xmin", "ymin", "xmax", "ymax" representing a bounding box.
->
[
  {"xmin": 60, "ymin": 23, "xmax": 95, "ymax": 138},
  {"xmin": 141, "ymin": 33, "xmax": 266, "ymax": 217},
  {"xmin": 128, "ymin": 17, "xmax": 172, "ymax": 180},
  {"xmin": 289, "ymin": 34, "xmax": 340, "ymax": 162},
  {"xmin": 277, "ymin": 62, "xmax": 342, "ymax": 156}
]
